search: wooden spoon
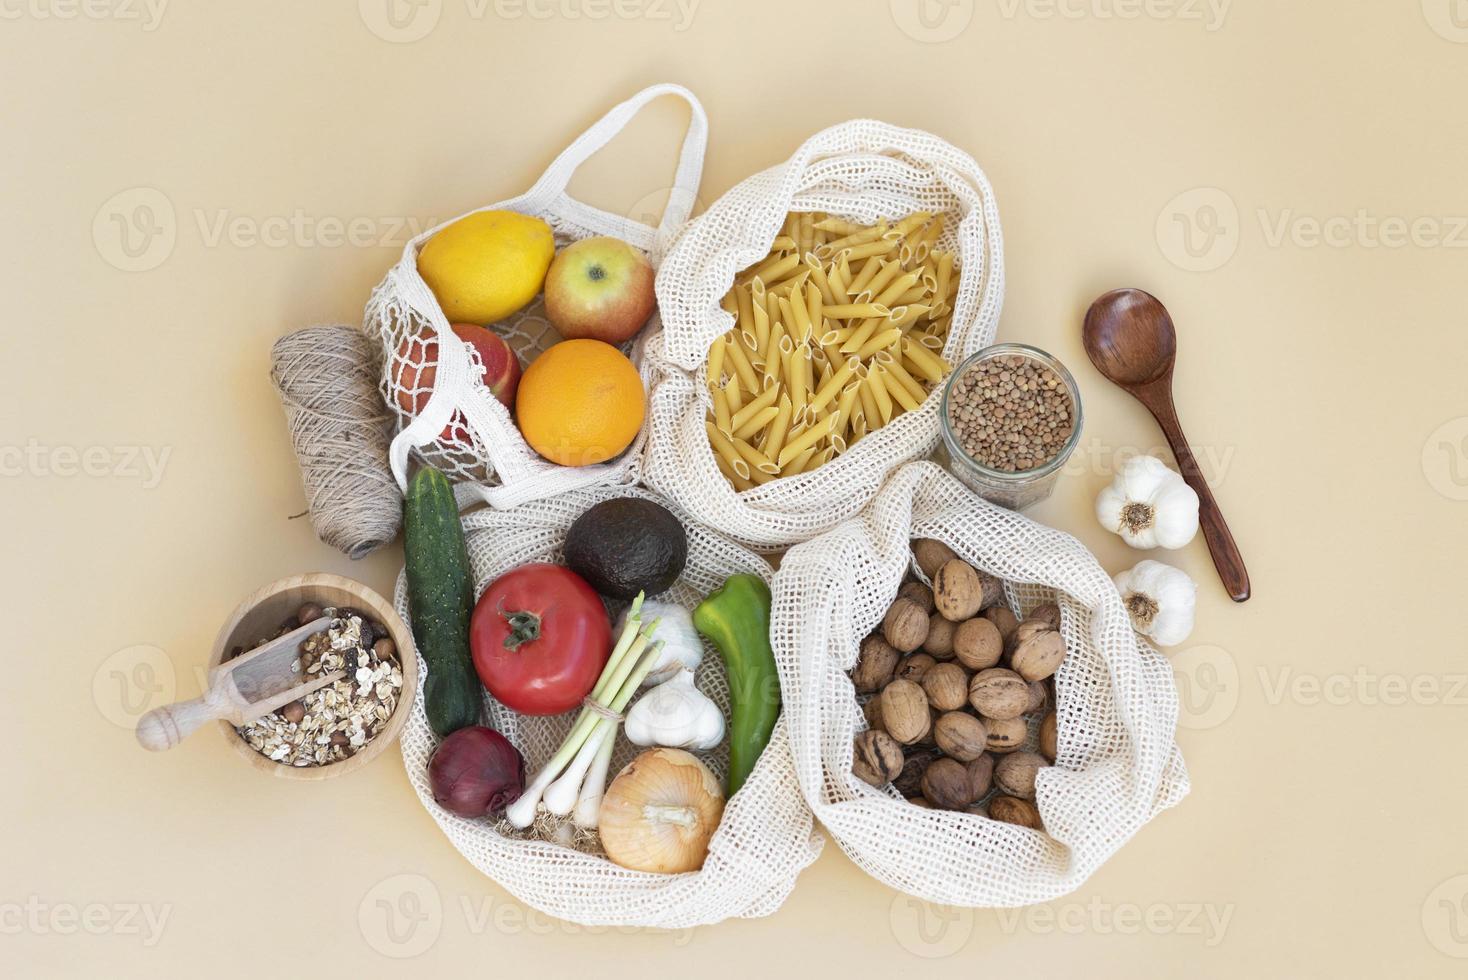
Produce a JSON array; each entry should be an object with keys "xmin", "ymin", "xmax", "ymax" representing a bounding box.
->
[
  {"xmin": 1082, "ymin": 288, "xmax": 1251, "ymax": 602},
  {"xmin": 135, "ymin": 616, "xmax": 344, "ymax": 751}
]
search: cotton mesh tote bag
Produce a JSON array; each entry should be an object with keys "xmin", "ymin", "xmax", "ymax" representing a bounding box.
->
[
  {"xmin": 395, "ymin": 486, "xmax": 823, "ymax": 928},
  {"xmin": 771, "ymin": 461, "xmax": 1189, "ymax": 906},
  {"xmin": 642, "ymin": 120, "xmax": 1004, "ymax": 550},
  {"xmin": 367, "ymin": 84, "xmax": 708, "ymax": 510}
]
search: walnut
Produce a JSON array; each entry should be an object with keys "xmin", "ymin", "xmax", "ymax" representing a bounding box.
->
[
  {"xmin": 921, "ymin": 757, "xmax": 977, "ymax": 810},
  {"xmin": 1025, "ymin": 680, "xmax": 1049, "ymax": 714},
  {"xmin": 966, "ymin": 753, "xmax": 995, "ymax": 798},
  {"xmin": 1030, "ymin": 603, "xmax": 1061, "ymax": 630},
  {"xmin": 953, "ymin": 617, "xmax": 1002, "ymax": 671},
  {"xmin": 898, "ymin": 581, "xmax": 936, "ymax": 615},
  {"xmin": 1039, "ymin": 711, "xmax": 1057, "ymax": 762},
  {"xmin": 852, "ymin": 635, "xmax": 899, "ymax": 693},
  {"xmin": 924, "ymin": 614, "xmax": 958, "ymax": 659},
  {"xmin": 933, "ymin": 711, "xmax": 987, "ymax": 761},
  {"xmin": 994, "ymin": 750, "xmax": 1046, "ymax": 800},
  {"xmin": 933, "ymin": 559, "xmax": 984, "ymax": 621},
  {"xmin": 1010, "ymin": 624, "xmax": 1065, "ymax": 682},
  {"xmin": 982, "ymin": 714, "xmax": 1028, "ymax": 754},
  {"xmin": 989, "ymin": 795, "xmax": 1043, "ymax": 830},
  {"xmin": 912, "ymin": 538, "xmax": 957, "ymax": 579},
  {"xmin": 968, "ymin": 668, "xmax": 1030, "ymax": 720},
  {"xmin": 883, "ymin": 597, "xmax": 930, "ymax": 652},
  {"xmin": 984, "ymin": 605, "xmax": 1020, "ymax": 645},
  {"xmin": 880, "ymin": 679, "xmax": 931, "ymax": 745},
  {"xmin": 921, "ymin": 662, "xmax": 970, "ymax": 712},
  {"xmin": 894, "ymin": 652, "xmax": 937, "ymax": 683},
  {"xmin": 863, "ymin": 696, "xmax": 886, "ymax": 735},
  {"xmin": 893, "ymin": 747, "xmax": 941, "ymax": 797},
  {"xmin": 977, "ymin": 570, "xmax": 1006, "ymax": 611},
  {"xmin": 852, "ymin": 731, "xmax": 905, "ymax": 787}
]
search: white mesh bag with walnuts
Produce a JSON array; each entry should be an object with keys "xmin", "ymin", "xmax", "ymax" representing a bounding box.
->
[
  {"xmin": 394, "ymin": 485, "xmax": 824, "ymax": 928},
  {"xmin": 366, "ymin": 84, "xmax": 707, "ymax": 510},
  {"xmin": 771, "ymin": 461, "xmax": 1189, "ymax": 906},
  {"xmin": 641, "ymin": 119, "xmax": 1004, "ymax": 550}
]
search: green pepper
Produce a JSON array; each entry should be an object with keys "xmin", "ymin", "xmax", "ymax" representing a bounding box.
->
[{"xmin": 693, "ymin": 574, "xmax": 780, "ymax": 796}]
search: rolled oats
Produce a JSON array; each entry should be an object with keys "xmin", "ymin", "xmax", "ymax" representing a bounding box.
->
[{"xmin": 236, "ymin": 607, "xmax": 403, "ymax": 768}]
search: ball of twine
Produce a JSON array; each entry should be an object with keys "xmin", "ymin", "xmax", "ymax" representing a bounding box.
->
[{"xmin": 270, "ymin": 324, "xmax": 402, "ymax": 559}]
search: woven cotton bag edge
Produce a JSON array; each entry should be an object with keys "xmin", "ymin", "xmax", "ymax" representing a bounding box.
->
[
  {"xmin": 395, "ymin": 484, "xmax": 824, "ymax": 929},
  {"xmin": 772, "ymin": 461, "xmax": 1189, "ymax": 907},
  {"xmin": 642, "ymin": 118, "xmax": 1005, "ymax": 550},
  {"xmin": 365, "ymin": 83, "xmax": 708, "ymax": 511}
]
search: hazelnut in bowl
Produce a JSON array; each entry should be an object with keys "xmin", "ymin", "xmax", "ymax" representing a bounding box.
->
[{"xmin": 206, "ymin": 573, "xmax": 420, "ymax": 781}]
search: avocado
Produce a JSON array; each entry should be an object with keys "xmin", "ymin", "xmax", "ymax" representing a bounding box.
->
[{"xmin": 564, "ymin": 497, "xmax": 689, "ymax": 600}]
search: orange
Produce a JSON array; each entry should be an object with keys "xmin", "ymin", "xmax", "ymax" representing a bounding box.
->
[{"xmin": 516, "ymin": 340, "xmax": 646, "ymax": 467}]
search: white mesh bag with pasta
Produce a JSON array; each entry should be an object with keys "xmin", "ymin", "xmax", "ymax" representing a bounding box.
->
[
  {"xmin": 394, "ymin": 486, "xmax": 824, "ymax": 928},
  {"xmin": 366, "ymin": 84, "xmax": 707, "ymax": 510},
  {"xmin": 643, "ymin": 120, "xmax": 1003, "ymax": 550},
  {"xmin": 771, "ymin": 462, "xmax": 1189, "ymax": 906}
]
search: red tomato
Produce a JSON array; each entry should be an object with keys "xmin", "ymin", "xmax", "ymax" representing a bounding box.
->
[{"xmin": 471, "ymin": 564, "xmax": 611, "ymax": 716}]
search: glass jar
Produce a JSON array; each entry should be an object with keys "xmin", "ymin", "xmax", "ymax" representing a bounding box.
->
[{"xmin": 938, "ymin": 343, "xmax": 1084, "ymax": 510}]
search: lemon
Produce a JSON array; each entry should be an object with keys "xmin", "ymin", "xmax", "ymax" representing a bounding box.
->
[{"xmin": 417, "ymin": 210, "xmax": 555, "ymax": 325}]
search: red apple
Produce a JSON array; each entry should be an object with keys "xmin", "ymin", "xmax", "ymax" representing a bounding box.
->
[
  {"xmin": 392, "ymin": 323, "xmax": 522, "ymax": 443},
  {"xmin": 543, "ymin": 236, "xmax": 656, "ymax": 344}
]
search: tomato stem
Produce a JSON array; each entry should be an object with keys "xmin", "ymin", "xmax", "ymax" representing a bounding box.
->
[{"xmin": 501, "ymin": 609, "xmax": 542, "ymax": 651}]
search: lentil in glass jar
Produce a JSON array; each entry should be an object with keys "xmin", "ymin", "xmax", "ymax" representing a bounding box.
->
[{"xmin": 939, "ymin": 343, "xmax": 1083, "ymax": 509}]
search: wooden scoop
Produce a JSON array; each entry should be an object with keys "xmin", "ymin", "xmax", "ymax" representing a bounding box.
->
[
  {"xmin": 136, "ymin": 616, "xmax": 343, "ymax": 751},
  {"xmin": 1083, "ymin": 288, "xmax": 1251, "ymax": 602}
]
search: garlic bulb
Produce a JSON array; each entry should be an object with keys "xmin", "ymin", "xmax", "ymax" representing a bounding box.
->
[
  {"xmin": 1113, "ymin": 560, "xmax": 1198, "ymax": 646},
  {"xmin": 624, "ymin": 668, "xmax": 725, "ymax": 750},
  {"xmin": 598, "ymin": 748, "xmax": 725, "ymax": 874},
  {"xmin": 616, "ymin": 600, "xmax": 702, "ymax": 686},
  {"xmin": 1096, "ymin": 455, "xmax": 1199, "ymax": 550}
]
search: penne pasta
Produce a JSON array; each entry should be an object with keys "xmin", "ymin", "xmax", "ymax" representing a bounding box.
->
[{"xmin": 703, "ymin": 211, "xmax": 960, "ymax": 489}]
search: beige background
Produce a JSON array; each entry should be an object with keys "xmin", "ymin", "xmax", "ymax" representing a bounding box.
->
[{"xmin": 5, "ymin": 1, "xmax": 1468, "ymax": 976}]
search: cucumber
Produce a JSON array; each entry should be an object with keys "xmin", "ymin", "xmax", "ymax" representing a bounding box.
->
[{"xmin": 403, "ymin": 466, "xmax": 482, "ymax": 737}]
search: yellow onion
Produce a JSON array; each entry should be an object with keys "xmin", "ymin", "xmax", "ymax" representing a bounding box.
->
[{"xmin": 598, "ymin": 748, "xmax": 724, "ymax": 873}]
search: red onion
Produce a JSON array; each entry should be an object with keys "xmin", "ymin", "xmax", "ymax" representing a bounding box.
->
[{"xmin": 428, "ymin": 726, "xmax": 525, "ymax": 818}]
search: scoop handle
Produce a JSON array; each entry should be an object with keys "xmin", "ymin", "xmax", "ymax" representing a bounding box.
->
[
  {"xmin": 136, "ymin": 696, "xmax": 226, "ymax": 751},
  {"xmin": 1132, "ymin": 379, "xmax": 1251, "ymax": 602}
]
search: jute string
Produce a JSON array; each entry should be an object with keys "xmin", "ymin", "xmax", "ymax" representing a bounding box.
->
[{"xmin": 270, "ymin": 325, "xmax": 402, "ymax": 559}]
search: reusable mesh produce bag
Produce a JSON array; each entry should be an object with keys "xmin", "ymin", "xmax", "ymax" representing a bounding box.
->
[
  {"xmin": 395, "ymin": 486, "xmax": 823, "ymax": 928},
  {"xmin": 771, "ymin": 461, "xmax": 1189, "ymax": 906},
  {"xmin": 366, "ymin": 84, "xmax": 707, "ymax": 510},
  {"xmin": 642, "ymin": 120, "xmax": 1004, "ymax": 550}
]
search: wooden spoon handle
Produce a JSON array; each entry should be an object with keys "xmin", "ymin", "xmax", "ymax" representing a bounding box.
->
[
  {"xmin": 1135, "ymin": 384, "xmax": 1251, "ymax": 602},
  {"xmin": 135, "ymin": 696, "xmax": 225, "ymax": 751}
]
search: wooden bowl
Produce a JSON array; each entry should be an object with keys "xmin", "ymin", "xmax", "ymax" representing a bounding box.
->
[{"xmin": 206, "ymin": 572, "xmax": 418, "ymax": 781}]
